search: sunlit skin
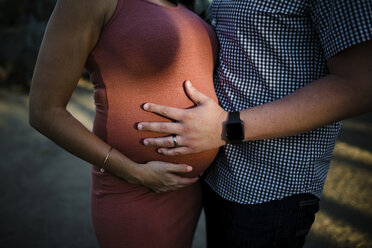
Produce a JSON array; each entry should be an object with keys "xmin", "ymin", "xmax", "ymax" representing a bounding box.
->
[
  {"xmin": 138, "ymin": 40, "xmax": 372, "ymax": 156},
  {"xmin": 28, "ymin": 0, "xmax": 199, "ymax": 194}
]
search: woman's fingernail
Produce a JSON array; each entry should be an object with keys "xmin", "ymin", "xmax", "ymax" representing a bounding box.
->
[
  {"xmin": 143, "ymin": 104, "xmax": 149, "ymax": 110},
  {"xmin": 137, "ymin": 124, "xmax": 143, "ymax": 130},
  {"xmin": 187, "ymin": 166, "xmax": 193, "ymax": 171},
  {"xmin": 157, "ymin": 149, "xmax": 163, "ymax": 154},
  {"xmin": 186, "ymin": 81, "xmax": 191, "ymax": 87},
  {"xmin": 143, "ymin": 139, "xmax": 148, "ymax": 145}
]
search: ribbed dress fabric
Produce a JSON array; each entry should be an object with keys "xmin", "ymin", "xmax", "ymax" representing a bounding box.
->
[{"xmin": 85, "ymin": 0, "xmax": 218, "ymax": 247}]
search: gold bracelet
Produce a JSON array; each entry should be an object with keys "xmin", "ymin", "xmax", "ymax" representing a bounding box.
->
[{"xmin": 100, "ymin": 147, "xmax": 112, "ymax": 173}]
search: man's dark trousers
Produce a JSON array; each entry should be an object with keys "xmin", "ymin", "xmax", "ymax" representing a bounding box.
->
[{"xmin": 202, "ymin": 181, "xmax": 319, "ymax": 248}]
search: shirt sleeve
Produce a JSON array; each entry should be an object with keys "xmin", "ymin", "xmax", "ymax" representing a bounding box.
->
[{"xmin": 310, "ymin": 0, "xmax": 372, "ymax": 60}]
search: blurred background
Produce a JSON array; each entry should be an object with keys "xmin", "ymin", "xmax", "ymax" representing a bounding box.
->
[{"xmin": 0, "ymin": 0, "xmax": 371, "ymax": 247}]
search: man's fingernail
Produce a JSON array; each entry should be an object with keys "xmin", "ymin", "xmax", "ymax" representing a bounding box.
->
[
  {"xmin": 187, "ymin": 166, "xmax": 193, "ymax": 171},
  {"xmin": 143, "ymin": 104, "xmax": 149, "ymax": 110}
]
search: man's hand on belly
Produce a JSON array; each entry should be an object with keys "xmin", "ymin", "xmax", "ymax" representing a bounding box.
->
[{"xmin": 137, "ymin": 81, "xmax": 227, "ymax": 156}]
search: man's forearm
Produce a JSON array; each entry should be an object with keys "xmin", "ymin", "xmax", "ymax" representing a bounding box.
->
[
  {"xmin": 241, "ymin": 74, "xmax": 372, "ymax": 141},
  {"xmin": 241, "ymin": 41, "xmax": 372, "ymax": 141},
  {"xmin": 137, "ymin": 41, "xmax": 371, "ymax": 155}
]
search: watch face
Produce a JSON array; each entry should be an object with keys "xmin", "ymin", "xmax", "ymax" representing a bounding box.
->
[{"xmin": 226, "ymin": 122, "xmax": 244, "ymax": 140}]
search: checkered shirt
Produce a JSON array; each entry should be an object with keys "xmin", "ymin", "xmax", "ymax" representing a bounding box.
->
[{"xmin": 203, "ymin": 0, "xmax": 372, "ymax": 204}]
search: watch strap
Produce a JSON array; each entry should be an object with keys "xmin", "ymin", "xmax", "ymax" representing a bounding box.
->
[{"xmin": 229, "ymin": 111, "xmax": 240, "ymax": 123}]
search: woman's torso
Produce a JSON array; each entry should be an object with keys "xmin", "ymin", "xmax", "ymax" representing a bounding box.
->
[{"xmin": 86, "ymin": 0, "xmax": 219, "ymax": 177}]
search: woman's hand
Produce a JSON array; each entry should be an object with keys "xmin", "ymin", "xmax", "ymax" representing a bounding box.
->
[
  {"xmin": 97, "ymin": 149, "xmax": 199, "ymax": 193},
  {"xmin": 127, "ymin": 161, "xmax": 200, "ymax": 193},
  {"xmin": 137, "ymin": 81, "xmax": 228, "ymax": 156}
]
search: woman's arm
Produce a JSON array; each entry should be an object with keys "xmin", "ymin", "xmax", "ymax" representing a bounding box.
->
[{"xmin": 29, "ymin": 0, "xmax": 198, "ymax": 193}]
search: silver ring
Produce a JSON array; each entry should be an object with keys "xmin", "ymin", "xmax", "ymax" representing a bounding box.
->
[{"xmin": 172, "ymin": 135, "xmax": 178, "ymax": 148}]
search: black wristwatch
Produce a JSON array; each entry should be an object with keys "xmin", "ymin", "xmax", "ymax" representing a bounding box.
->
[{"xmin": 225, "ymin": 111, "xmax": 245, "ymax": 145}]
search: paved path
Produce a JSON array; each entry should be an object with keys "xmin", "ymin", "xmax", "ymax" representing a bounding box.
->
[{"xmin": 1, "ymin": 82, "xmax": 371, "ymax": 248}]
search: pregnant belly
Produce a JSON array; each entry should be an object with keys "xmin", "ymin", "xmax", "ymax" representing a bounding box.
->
[{"xmin": 95, "ymin": 81, "xmax": 219, "ymax": 178}]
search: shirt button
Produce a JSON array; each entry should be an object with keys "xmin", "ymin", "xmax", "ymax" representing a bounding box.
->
[{"xmin": 211, "ymin": 18, "xmax": 216, "ymax": 27}]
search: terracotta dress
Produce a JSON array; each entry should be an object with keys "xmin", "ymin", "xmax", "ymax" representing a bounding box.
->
[{"xmin": 85, "ymin": 0, "xmax": 218, "ymax": 247}]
